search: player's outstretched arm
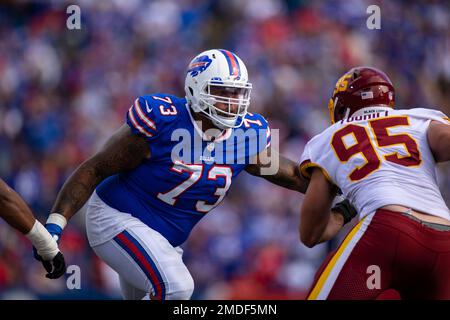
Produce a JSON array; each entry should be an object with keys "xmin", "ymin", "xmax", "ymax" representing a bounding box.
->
[
  {"xmin": 0, "ymin": 178, "xmax": 36, "ymax": 234},
  {"xmin": 245, "ymin": 147, "xmax": 309, "ymax": 193},
  {"xmin": 51, "ymin": 124, "xmax": 150, "ymax": 222},
  {"xmin": 299, "ymin": 168, "xmax": 356, "ymax": 248},
  {"xmin": 428, "ymin": 120, "xmax": 450, "ymax": 162},
  {"xmin": 0, "ymin": 178, "xmax": 66, "ymax": 278}
]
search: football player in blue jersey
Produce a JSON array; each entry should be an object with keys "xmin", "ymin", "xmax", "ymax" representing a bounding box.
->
[
  {"xmin": 36, "ymin": 49, "xmax": 356, "ymax": 300},
  {"xmin": 0, "ymin": 178, "xmax": 66, "ymax": 278}
]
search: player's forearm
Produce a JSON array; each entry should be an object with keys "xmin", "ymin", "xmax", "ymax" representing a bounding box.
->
[
  {"xmin": 300, "ymin": 168, "xmax": 340, "ymax": 248},
  {"xmin": 248, "ymin": 155, "xmax": 309, "ymax": 193},
  {"xmin": 300, "ymin": 212, "xmax": 344, "ymax": 248},
  {"xmin": 263, "ymin": 161, "xmax": 308, "ymax": 193},
  {"xmin": 317, "ymin": 212, "xmax": 345, "ymax": 244},
  {"xmin": 0, "ymin": 182, "xmax": 36, "ymax": 234},
  {"xmin": 51, "ymin": 161, "xmax": 104, "ymax": 220}
]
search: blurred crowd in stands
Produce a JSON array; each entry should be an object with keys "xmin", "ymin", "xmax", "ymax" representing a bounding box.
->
[{"xmin": 0, "ymin": 0, "xmax": 448, "ymax": 299}]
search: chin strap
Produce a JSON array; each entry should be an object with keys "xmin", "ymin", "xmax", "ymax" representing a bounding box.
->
[{"xmin": 343, "ymin": 107, "xmax": 350, "ymax": 121}]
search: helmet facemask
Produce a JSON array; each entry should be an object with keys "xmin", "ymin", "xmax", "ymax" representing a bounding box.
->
[{"xmin": 198, "ymin": 80, "xmax": 252, "ymax": 129}]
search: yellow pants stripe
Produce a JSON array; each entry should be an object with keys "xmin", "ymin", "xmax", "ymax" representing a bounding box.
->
[{"xmin": 307, "ymin": 217, "xmax": 367, "ymax": 300}]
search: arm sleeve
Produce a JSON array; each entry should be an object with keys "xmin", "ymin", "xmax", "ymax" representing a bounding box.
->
[
  {"xmin": 266, "ymin": 126, "xmax": 272, "ymax": 149},
  {"xmin": 248, "ymin": 113, "xmax": 271, "ymax": 153},
  {"xmin": 126, "ymin": 96, "xmax": 158, "ymax": 140},
  {"xmin": 408, "ymin": 108, "xmax": 450, "ymax": 125},
  {"xmin": 299, "ymin": 139, "xmax": 335, "ymax": 185}
]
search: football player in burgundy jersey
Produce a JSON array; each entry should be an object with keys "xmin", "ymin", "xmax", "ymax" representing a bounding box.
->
[{"xmin": 300, "ymin": 66, "xmax": 450, "ymax": 299}]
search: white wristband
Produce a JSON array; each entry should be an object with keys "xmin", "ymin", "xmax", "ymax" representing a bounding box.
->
[
  {"xmin": 26, "ymin": 220, "xmax": 59, "ymax": 260},
  {"xmin": 46, "ymin": 213, "xmax": 67, "ymax": 229}
]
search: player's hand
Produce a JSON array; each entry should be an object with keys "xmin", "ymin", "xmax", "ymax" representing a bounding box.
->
[
  {"xmin": 41, "ymin": 251, "xmax": 67, "ymax": 279},
  {"xmin": 28, "ymin": 218, "xmax": 67, "ymax": 279},
  {"xmin": 44, "ymin": 221, "xmax": 63, "ymax": 243},
  {"xmin": 33, "ymin": 246, "xmax": 67, "ymax": 279},
  {"xmin": 32, "ymin": 220, "xmax": 65, "ymax": 278},
  {"xmin": 32, "ymin": 222, "xmax": 63, "ymax": 261},
  {"xmin": 331, "ymin": 199, "xmax": 357, "ymax": 225}
]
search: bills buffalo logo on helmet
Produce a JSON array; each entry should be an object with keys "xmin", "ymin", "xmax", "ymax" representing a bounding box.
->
[{"xmin": 187, "ymin": 55, "xmax": 213, "ymax": 77}]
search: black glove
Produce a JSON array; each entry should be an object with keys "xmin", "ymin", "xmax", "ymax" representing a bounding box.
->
[
  {"xmin": 332, "ymin": 199, "xmax": 357, "ymax": 225},
  {"xmin": 39, "ymin": 252, "xmax": 67, "ymax": 279}
]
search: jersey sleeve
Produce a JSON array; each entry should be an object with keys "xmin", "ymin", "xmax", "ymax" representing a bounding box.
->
[
  {"xmin": 243, "ymin": 112, "xmax": 271, "ymax": 153},
  {"xmin": 266, "ymin": 126, "xmax": 272, "ymax": 148},
  {"xmin": 406, "ymin": 108, "xmax": 450, "ymax": 125},
  {"xmin": 126, "ymin": 96, "xmax": 158, "ymax": 140},
  {"xmin": 299, "ymin": 142, "xmax": 313, "ymax": 178},
  {"xmin": 299, "ymin": 133, "xmax": 335, "ymax": 185},
  {"xmin": 438, "ymin": 112, "xmax": 450, "ymax": 125},
  {"xmin": 261, "ymin": 117, "xmax": 271, "ymax": 152}
]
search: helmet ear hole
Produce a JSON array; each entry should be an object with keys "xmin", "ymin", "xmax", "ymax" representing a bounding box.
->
[{"xmin": 189, "ymin": 87, "xmax": 194, "ymax": 96}]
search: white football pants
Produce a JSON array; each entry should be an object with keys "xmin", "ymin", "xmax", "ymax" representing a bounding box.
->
[{"xmin": 85, "ymin": 192, "xmax": 194, "ymax": 300}]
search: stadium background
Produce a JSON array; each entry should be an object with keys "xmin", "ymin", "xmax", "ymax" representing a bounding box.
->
[{"xmin": 0, "ymin": 0, "xmax": 448, "ymax": 299}]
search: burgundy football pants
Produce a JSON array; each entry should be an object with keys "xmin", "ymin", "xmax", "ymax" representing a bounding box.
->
[{"xmin": 307, "ymin": 209, "xmax": 450, "ymax": 300}]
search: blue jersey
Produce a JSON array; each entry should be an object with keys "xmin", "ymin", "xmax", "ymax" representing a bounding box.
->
[{"xmin": 96, "ymin": 93, "xmax": 271, "ymax": 246}]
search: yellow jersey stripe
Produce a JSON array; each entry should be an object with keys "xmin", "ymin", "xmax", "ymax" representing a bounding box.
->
[{"xmin": 307, "ymin": 217, "xmax": 366, "ymax": 300}]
